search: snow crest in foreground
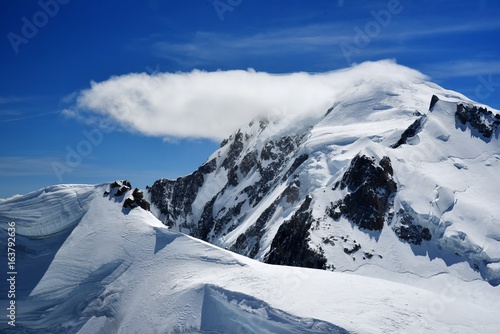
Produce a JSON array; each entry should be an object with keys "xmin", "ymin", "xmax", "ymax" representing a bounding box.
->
[{"xmin": 1, "ymin": 184, "xmax": 500, "ymax": 333}]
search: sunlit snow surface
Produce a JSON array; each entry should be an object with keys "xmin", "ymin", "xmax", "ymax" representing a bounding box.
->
[
  {"xmin": 1, "ymin": 184, "xmax": 499, "ymax": 333},
  {"xmin": 1, "ymin": 61, "xmax": 500, "ymax": 333}
]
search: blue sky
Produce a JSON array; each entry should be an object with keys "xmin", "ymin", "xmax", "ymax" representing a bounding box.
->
[{"xmin": 1, "ymin": 0, "xmax": 499, "ymax": 198}]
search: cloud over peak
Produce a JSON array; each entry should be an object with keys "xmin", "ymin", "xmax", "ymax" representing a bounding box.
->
[{"xmin": 66, "ymin": 60, "xmax": 427, "ymax": 141}]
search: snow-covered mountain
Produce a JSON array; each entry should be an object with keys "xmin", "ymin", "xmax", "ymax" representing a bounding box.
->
[
  {"xmin": 1, "ymin": 61, "xmax": 500, "ymax": 333},
  {"xmin": 1, "ymin": 183, "xmax": 500, "ymax": 333},
  {"xmin": 148, "ymin": 61, "xmax": 500, "ymax": 287}
]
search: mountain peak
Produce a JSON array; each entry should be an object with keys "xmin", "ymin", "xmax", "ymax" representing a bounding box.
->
[{"xmin": 148, "ymin": 75, "xmax": 500, "ymax": 286}]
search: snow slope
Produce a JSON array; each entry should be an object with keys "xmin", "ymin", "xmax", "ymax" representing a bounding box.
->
[{"xmin": 1, "ymin": 184, "xmax": 500, "ymax": 333}]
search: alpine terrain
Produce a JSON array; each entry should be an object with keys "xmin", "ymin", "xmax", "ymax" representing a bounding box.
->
[
  {"xmin": 1, "ymin": 61, "xmax": 500, "ymax": 333},
  {"xmin": 148, "ymin": 61, "xmax": 500, "ymax": 285}
]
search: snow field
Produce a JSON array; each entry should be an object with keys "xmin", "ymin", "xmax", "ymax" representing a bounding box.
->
[{"xmin": 2, "ymin": 184, "xmax": 500, "ymax": 333}]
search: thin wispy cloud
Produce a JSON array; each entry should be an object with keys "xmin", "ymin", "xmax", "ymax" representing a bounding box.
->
[
  {"xmin": 153, "ymin": 24, "xmax": 351, "ymax": 67},
  {"xmin": 386, "ymin": 20, "xmax": 500, "ymax": 40},
  {"xmin": 423, "ymin": 60, "xmax": 500, "ymax": 79},
  {"xmin": 0, "ymin": 109, "xmax": 22, "ymax": 116},
  {"xmin": 0, "ymin": 156, "xmax": 60, "ymax": 177},
  {"xmin": 0, "ymin": 110, "xmax": 61, "ymax": 123},
  {"xmin": 0, "ymin": 95, "xmax": 59, "ymax": 122},
  {"xmin": 150, "ymin": 18, "xmax": 500, "ymax": 68}
]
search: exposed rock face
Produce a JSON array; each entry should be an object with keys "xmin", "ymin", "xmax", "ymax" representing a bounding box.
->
[
  {"xmin": 148, "ymin": 119, "xmax": 307, "ymax": 245},
  {"xmin": 240, "ymin": 150, "xmax": 258, "ymax": 176},
  {"xmin": 123, "ymin": 197, "xmax": 135, "ymax": 208},
  {"xmin": 133, "ymin": 188, "xmax": 144, "ymax": 199},
  {"xmin": 148, "ymin": 158, "xmax": 217, "ymax": 227},
  {"xmin": 138, "ymin": 199, "xmax": 151, "ymax": 211},
  {"xmin": 230, "ymin": 178, "xmax": 303, "ymax": 258},
  {"xmin": 111, "ymin": 180, "xmax": 131, "ymax": 189},
  {"xmin": 265, "ymin": 196, "xmax": 327, "ymax": 269},
  {"xmin": 194, "ymin": 196, "xmax": 217, "ymax": 240},
  {"xmin": 391, "ymin": 116, "xmax": 426, "ymax": 148},
  {"xmin": 114, "ymin": 186, "xmax": 130, "ymax": 197},
  {"xmin": 245, "ymin": 134, "xmax": 305, "ymax": 205},
  {"xmin": 283, "ymin": 154, "xmax": 309, "ymax": 180},
  {"xmin": 328, "ymin": 155, "xmax": 396, "ymax": 231},
  {"xmin": 343, "ymin": 243, "xmax": 361, "ymax": 255},
  {"xmin": 221, "ymin": 131, "xmax": 245, "ymax": 169},
  {"xmin": 230, "ymin": 199, "xmax": 278, "ymax": 258},
  {"xmin": 105, "ymin": 180, "xmax": 150, "ymax": 212},
  {"xmin": 455, "ymin": 103, "xmax": 500, "ymax": 139},
  {"xmin": 393, "ymin": 209, "xmax": 431, "ymax": 245},
  {"xmin": 429, "ymin": 94, "xmax": 439, "ymax": 111}
]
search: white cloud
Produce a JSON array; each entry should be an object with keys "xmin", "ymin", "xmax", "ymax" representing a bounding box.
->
[
  {"xmin": 0, "ymin": 156, "xmax": 59, "ymax": 176},
  {"xmin": 68, "ymin": 60, "xmax": 427, "ymax": 141}
]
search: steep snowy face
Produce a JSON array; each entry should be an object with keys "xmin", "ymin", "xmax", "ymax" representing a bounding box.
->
[
  {"xmin": 148, "ymin": 64, "xmax": 500, "ymax": 286},
  {"xmin": 149, "ymin": 117, "xmax": 310, "ymax": 258}
]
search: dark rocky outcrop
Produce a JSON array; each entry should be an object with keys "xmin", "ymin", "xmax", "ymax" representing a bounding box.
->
[
  {"xmin": 328, "ymin": 155, "xmax": 396, "ymax": 231},
  {"xmin": 138, "ymin": 199, "xmax": 151, "ymax": 211},
  {"xmin": 123, "ymin": 197, "xmax": 135, "ymax": 209},
  {"xmin": 213, "ymin": 201, "xmax": 245, "ymax": 236},
  {"xmin": 283, "ymin": 154, "xmax": 309, "ymax": 180},
  {"xmin": 227, "ymin": 165, "xmax": 239, "ymax": 187},
  {"xmin": 193, "ymin": 196, "xmax": 217, "ymax": 241},
  {"xmin": 429, "ymin": 94, "xmax": 439, "ymax": 111},
  {"xmin": 132, "ymin": 188, "xmax": 143, "ymax": 199},
  {"xmin": 394, "ymin": 224, "xmax": 431, "ymax": 245},
  {"xmin": 265, "ymin": 196, "xmax": 327, "ymax": 269},
  {"xmin": 123, "ymin": 196, "xmax": 151, "ymax": 211},
  {"xmin": 108, "ymin": 180, "xmax": 132, "ymax": 197},
  {"xmin": 456, "ymin": 104, "xmax": 499, "ymax": 139},
  {"xmin": 391, "ymin": 116, "xmax": 425, "ymax": 148},
  {"xmin": 343, "ymin": 243, "xmax": 361, "ymax": 255},
  {"xmin": 114, "ymin": 186, "xmax": 130, "ymax": 197},
  {"xmin": 240, "ymin": 150, "xmax": 258, "ymax": 176},
  {"xmin": 111, "ymin": 180, "xmax": 131, "ymax": 189},
  {"xmin": 230, "ymin": 177, "xmax": 303, "ymax": 258},
  {"xmin": 245, "ymin": 134, "xmax": 305, "ymax": 205},
  {"xmin": 230, "ymin": 199, "xmax": 278, "ymax": 258},
  {"xmin": 283, "ymin": 178, "xmax": 301, "ymax": 204},
  {"xmin": 104, "ymin": 180, "xmax": 150, "ymax": 211},
  {"xmin": 221, "ymin": 131, "xmax": 245, "ymax": 169},
  {"xmin": 148, "ymin": 158, "xmax": 217, "ymax": 225},
  {"xmin": 110, "ymin": 181, "xmax": 121, "ymax": 189},
  {"xmin": 393, "ymin": 209, "xmax": 431, "ymax": 245}
]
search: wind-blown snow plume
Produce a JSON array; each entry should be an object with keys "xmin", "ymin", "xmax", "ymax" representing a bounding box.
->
[{"xmin": 65, "ymin": 60, "xmax": 428, "ymax": 140}]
